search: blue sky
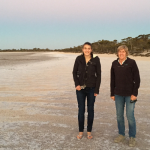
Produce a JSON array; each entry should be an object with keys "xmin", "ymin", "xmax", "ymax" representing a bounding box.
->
[{"xmin": 0, "ymin": 0, "xmax": 150, "ymax": 49}]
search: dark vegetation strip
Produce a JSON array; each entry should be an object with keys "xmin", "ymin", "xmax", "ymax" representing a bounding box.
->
[{"xmin": 1, "ymin": 34, "xmax": 150, "ymax": 56}]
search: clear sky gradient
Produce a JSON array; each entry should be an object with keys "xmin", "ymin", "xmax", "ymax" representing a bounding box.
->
[{"xmin": 0, "ymin": 0, "xmax": 150, "ymax": 49}]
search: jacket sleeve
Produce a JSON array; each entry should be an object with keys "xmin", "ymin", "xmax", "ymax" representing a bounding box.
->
[
  {"xmin": 94, "ymin": 57, "xmax": 101, "ymax": 94},
  {"xmin": 132, "ymin": 60, "xmax": 140, "ymax": 96},
  {"xmin": 110, "ymin": 63, "xmax": 115, "ymax": 96},
  {"xmin": 72, "ymin": 57, "xmax": 80, "ymax": 87}
]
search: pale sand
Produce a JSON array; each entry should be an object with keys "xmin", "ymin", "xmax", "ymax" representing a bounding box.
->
[{"xmin": 0, "ymin": 52, "xmax": 150, "ymax": 150}]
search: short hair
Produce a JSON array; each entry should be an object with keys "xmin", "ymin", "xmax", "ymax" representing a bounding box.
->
[
  {"xmin": 82, "ymin": 42, "xmax": 92, "ymax": 49},
  {"xmin": 117, "ymin": 45, "xmax": 129, "ymax": 56}
]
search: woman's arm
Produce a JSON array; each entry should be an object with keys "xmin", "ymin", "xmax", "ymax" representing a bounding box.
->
[
  {"xmin": 132, "ymin": 60, "xmax": 140, "ymax": 96},
  {"xmin": 72, "ymin": 57, "xmax": 80, "ymax": 87},
  {"xmin": 94, "ymin": 57, "xmax": 101, "ymax": 94},
  {"xmin": 110, "ymin": 63, "xmax": 115, "ymax": 97}
]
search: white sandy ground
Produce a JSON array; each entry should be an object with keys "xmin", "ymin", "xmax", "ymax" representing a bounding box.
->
[{"xmin": 0, "ymin": 52, "xmax": 150, "ymax": 150}]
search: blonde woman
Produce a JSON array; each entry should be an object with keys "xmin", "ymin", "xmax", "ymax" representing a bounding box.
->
[{"xmin": 110, "ymin": 45, "xmax": 140, "ymax": 147}]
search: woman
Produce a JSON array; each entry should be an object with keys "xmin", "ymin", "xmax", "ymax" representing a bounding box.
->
[
  {"xmin": 110, "ymin": 45, "xmax": 140, "ymax": 147},
  {"xmin": 73, "ymin": 42, "xmax": 101, "ymax": 139}
]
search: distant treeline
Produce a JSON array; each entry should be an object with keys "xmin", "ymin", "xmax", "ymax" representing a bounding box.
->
[
  {"xmin": 0, "ymin": 48, "xmax": 55, "ymax": 52},
  {"xmin": 1, "ymin": 34, "xmax": 150, "ymax": 56},
  {"xmin": 56, "ymin": 34, "xmax": 150, "ymax": 56}
]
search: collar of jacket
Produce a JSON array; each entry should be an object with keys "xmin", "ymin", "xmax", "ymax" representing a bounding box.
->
[
  {"xmin": 80, "ymin": 53, "xmax": 98, "ymax": 64},
  {"xmin": 117, "ymin": 57, "xmax": 129, "ymax": 64},
  {"xmin": 81, "ymin": 53, "xmax": 94, "ymax": 58}
]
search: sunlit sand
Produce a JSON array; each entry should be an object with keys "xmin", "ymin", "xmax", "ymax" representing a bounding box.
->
[{"xmin": 0, "ymin": 52, "xmax": 150, "ymax": 149}]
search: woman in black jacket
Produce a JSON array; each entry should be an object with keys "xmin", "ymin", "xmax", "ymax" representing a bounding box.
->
[
  {"xmin": 73, "ymin": 42, "xmax": 101, "ymax": 139},
  {"xmin": 110, "ymin": 45, "xmax": 140, "ymax": 147}
]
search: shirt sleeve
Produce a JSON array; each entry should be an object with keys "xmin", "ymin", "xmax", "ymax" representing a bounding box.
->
[
  {"xmin": 72, "ymin": 57, "xmax": 80, "ymax": 87},
  {"xmin": 132, "ymin": 60, "xmax": 140, "ymax": 96},
  {"xmin": 110, "ymin": 63, "xmax": 115, "ymax": 96},
  {"xmin": 94, "ymin": 57, "xmax": 101, "ymax": 94}
]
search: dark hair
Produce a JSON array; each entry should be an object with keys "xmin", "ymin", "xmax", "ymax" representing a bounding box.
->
[{"xmin": 82, "ymin": 42, "xmax": 92, "ymax": 49}]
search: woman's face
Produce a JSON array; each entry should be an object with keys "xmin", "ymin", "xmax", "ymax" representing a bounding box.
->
[
  {"xmin": 82, "ymin": 44, "xmax": 92, "ymax": 56},
  {"xmin": 118, "ymin": 49, "xmax": 127, "ymax": 60}
]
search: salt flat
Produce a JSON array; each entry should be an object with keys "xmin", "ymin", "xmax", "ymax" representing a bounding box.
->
[{"xmin": 0, "ymin": 52, "xmax": 150, "ymax": 150}]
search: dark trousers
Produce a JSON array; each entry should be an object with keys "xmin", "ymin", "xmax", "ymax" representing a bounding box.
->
[{"xmin": 76, "ymin": 87, "xmax": 96, "ymax": 132}]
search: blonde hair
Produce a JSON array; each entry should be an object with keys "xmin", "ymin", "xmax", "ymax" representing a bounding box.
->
[{"xmin": 117, "ymin": 45, "xmax": 129, "ymax": 57}]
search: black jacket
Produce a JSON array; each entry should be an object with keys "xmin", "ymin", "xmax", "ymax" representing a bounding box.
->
[
  {"xmin": 73, "ymin": 54, "xmax": 101, "ymax": 94},
  {"xmin": 110, "ymin": 57, "xmax": 140, "ymax": 97}
]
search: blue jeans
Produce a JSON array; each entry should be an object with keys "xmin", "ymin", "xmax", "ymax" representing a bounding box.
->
[
  {"xmin": 76, "ymin": 87, "xmax": 96, "ymax": 132},
  {"xmin": 115, "ymin": 95, "xmax": 136, "ymax": 138}
]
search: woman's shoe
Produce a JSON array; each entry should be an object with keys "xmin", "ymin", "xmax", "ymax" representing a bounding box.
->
[
  {"xmin": 87, "ymin": 134, "xmax": 93, "ymax": 139},
  {"xmin": 77, "ymin": 134, "xmax": 83, "ymax": 140}
]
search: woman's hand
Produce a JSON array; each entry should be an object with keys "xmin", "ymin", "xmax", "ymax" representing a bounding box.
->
[
  {"xmin": 76, "ymin": 85, "xmax": 81, "ymax": 91},
  {"xmin": 131, "ymin": 95, "xmax": 137, "ymax": 101},
  {"xmin": 94, "ymin": 93, "xmax": 98, "ymax": 96},
  {"xmin": 111, "ymin": 96, "xmax": 115, "ymax": 101}
]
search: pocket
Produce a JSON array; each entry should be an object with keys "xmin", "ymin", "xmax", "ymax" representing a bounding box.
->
[
  {"xmin": 91, "ymin": 72, "xmax": 96, "ymax": 76},
  {"xmin": 77, "ymin": 71, "xmax": 81, "ymax": 78},
  {"xmin": 90, "ymin": 61, "xmax": 96, "ymax": 65},
  {"xmin": 90, "ymin": 75, "xmax": 96, "ymax": 83},
  {"xmin": 77, "ymin": 71, "xmax": 81, "ymax": 74},
  {"xmin": 90, "ymin": 72, "xmax": 96, "ymax": 79}
]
